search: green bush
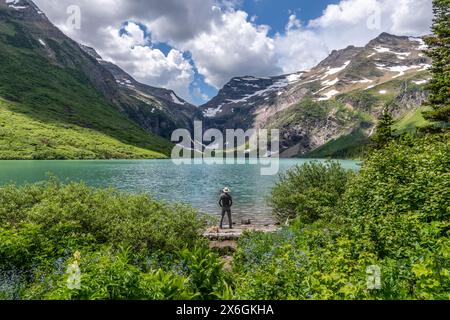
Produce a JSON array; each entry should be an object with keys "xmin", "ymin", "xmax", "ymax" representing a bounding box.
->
[
  {"xmin": 22, "ymin": 246, "xmax": 234, "ymax": 300},
  {"xmin": 270, "ymin": 161, "xmax": 354, "ymax": 224},
  {"xmin": 25, "ymin": 247, "xmax": 197, "ymax": 300},
  {"xmin": 235, "ymin": 134, "xmax": 450, "ymax": 300},
  {"xmin": 0, "ymin": 179, "xmax": 207, "ymax": 256},
  {"xmin": 344, "ymin": 133, "xmax": 449, "ymax": 259},
  {"xmin": 177, "ymin": 247, "xmax": 230, "ymax": 300},
  {"xmin": 0, "ymin": 179, "xmax": 218, "ymax": 300}
]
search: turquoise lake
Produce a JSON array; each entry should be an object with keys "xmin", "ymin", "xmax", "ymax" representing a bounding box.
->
[{"xmin": 0, "ymin": 159, "xmax": 360, "ymax": 224}]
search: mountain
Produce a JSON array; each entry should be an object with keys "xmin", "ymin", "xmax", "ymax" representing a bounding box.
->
[
  {"xmin": 79, "ymin": 45, "xmax": 202, "ymax": 137},
  {"xmin": 201, "ymin": 72, "xmax": 304, "ymax": 130},
  {"xmin": 0, "ymin": 1, "xmax": 433, "ymax": 160},
  {"xmin": 0, "ymin": 0, "xmax": 199, "ymax": 159},
  {"xmin": 201, "ymin": 33, "xmax": 431, "ymax": 158}
]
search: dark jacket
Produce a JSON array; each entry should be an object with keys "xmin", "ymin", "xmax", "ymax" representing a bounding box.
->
[{"xmin": 219, "ymin": 193, "xmax": 233, "ymax": 208}]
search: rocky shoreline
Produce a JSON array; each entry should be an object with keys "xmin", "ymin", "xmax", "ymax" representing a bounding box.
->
[
  {"xmin": 203, "ymin": 224, "xmax": 280, "ymax": 241},
  {"xmin": 204, "ymin": 224, "xmax": 280, "ymax": 270}
]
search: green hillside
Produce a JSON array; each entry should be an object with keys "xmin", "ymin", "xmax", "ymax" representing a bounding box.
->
[
  {"xmin": 302, "ymin": 74, "xmax": 430, "ymax": 158},
  {"xmin": 305, "ymin": 129, "xmax": 370, "ymax": 159},
  {"xmin": 0, "ymin": 8, "xmax": 172, "ymax": 159},
  {"xmin": 0, "ymin": 99, "xmax": 167, "ymax": 159},
  {"xmin": 394, "ymin": 106, "xmax": 429, "ymax": 133}
]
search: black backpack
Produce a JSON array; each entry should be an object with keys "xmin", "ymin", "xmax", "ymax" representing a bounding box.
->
[{"xmin": 221, "ymin": 193, "xmax": 232, "ymax": 207}]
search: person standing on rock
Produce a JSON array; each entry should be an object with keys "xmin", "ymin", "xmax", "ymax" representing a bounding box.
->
[{"xmin": 219, "ymin": 187, "xmax": 233, "ymax": 229}]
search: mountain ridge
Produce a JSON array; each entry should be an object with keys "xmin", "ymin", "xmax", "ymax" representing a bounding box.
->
[
  {"xmin": 0, "ymin": 0, "xmax": 432, "ymax": 159},
  {"xmin": 0, "ymin": 0, "xmax": 192, "ymax": 158},
  {"xmin": 200, "ymin": 32, "xmax": 431, "ymax": 157}
]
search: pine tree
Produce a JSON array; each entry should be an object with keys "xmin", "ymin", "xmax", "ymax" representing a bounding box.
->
[
  {"xmin": 372, "ymin": 109, "xmax": 395, "ymax": 149},
  {"xmin": 423, "ymin": 0, "xmax": 450, "ymax": 128}
]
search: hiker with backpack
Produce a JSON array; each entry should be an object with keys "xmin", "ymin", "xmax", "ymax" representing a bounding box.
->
[{"xmin": 219, "ymin": 187, "xmax": 233, "ymax": 229}]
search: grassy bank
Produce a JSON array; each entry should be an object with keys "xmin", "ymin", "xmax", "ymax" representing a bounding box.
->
[{"xmin": 0, "ymin": 99, "xmax": 169, "ymax": 159}]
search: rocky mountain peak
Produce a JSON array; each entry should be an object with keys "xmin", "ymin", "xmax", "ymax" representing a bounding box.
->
[
  {"xmin": 79, "ymin": 44, "xmax": 103, "ymax": 61},
  {"xmin": 315, "ymin": 45, "xmax": 364, "ymax": 71},
  {"xmin": 201, "ymin": 72, "xmax": 304, "ymax": 121},
  {"xmin": 79, "ymin": 44, "xmax": 193, "ymax": 110},
  {"xmin": 369, "ymin": 32, "xmax": 409, "ymax": 46},
  {"xmin": 1, "ymin": 0, "xmax": 48, "ymax": 21}
]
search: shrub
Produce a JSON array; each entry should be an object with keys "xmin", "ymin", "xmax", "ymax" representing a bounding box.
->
[
  {"xmin": 0, "ymin": 179, "xmax": 207, "ymax": 256},
  {"xmin": 343, "ymin": 133, "xmax": 449, "ymax": 258},
  {"xmin": 270, "ymin": 161, "xmax": 354, "ymax": 224},
  {"xmin": 234, "ymin": 134, "xmax": 450, "ymax": 300},
  {"xmin": 177, "ymin": 247, "xmax": 230, "ymax": 300},
  {"xmin": 0, "ymin": 179, "xmax": 213, "ymax": 300},
  {"xmin": 25, "ymin": 247, "xmax": 197, "ymax": 300}
]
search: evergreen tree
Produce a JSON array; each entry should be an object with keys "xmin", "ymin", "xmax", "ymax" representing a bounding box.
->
[
  {"xmin": 423, "ymin": 0, "xmax": 450, "ymax": 128},
  {"xmin": 372, "ymin": 109, "xmax": 395, "ymax": 149}
]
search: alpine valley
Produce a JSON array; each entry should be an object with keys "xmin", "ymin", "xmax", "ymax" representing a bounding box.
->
[{"xmin": 0, "ymin": 0, "xmax": 431, "ymax": 159}]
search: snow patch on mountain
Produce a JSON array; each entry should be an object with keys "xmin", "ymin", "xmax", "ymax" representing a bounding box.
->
[
  {"xmin": 322, "ymin": 78, "xmax": 339, "ymax": 86},
  {"xmin": 409, "ymin": 37, "xmax": 428, "ymax": 50},
  {"xmin": 352, "ymin": 78, "xmax": 373, "ymax": 84},
  {"xmin": 376, "ymin": 64, "xmax": 426, "ymax": 78},
  {"xmin": 241, "ymin": 76, "xmax": 270, "ymax": 81},
  {"xmin": 115, "ymin": 79, "xmax": 135, "ymax": 88},
  {"xmin": 413, "ymin": 79, "xmax": 429, "ymax": 85},
  {"xmin": 323, "ymin": 61, "xmax": 351, "ymax": 77},
  {"xmin": 373, "ymin": 46, "xmax": 412, "ymax": 61},
  {"xmin": 286, "ymin": 73, "xmax": 303, "ymax": 83},
  {"xmin": 170, "ymin": 92, "xmax": 185, "ymax": 105},
  {"xmin": 318, "ymin": 90, "xmax": 340, "ymax": 101},
  {"xmin": 5, "ymin": 0, "xmax": 27, "ymax": 10},
  {"xmin": 203, "ymin": 105, "xmax": 224, "ymax": 118}
]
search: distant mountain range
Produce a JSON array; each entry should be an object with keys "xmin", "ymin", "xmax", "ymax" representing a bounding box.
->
[
  {"xmin": 201, "ymin": 32, "xmax": 431, "ymax": 157},
  {"xmin": 0, "ymin": 0, "xmax": 431, "ymax": 159}
]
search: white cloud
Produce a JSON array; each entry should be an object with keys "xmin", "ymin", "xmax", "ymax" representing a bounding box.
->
[
  {"xmin": 32, "ymin": 0, "xmax": 433, "ymax": 100},
  {"xmin": 192, "ymin": 86, "xmax": 210, "ymax": 102},
  {"xmin": 100, "ymin": 23, "xmax": 194, "ymax": 100},
  {"xmin": 274, "ymin": 0, "xmax": 433, "ymax": 74},
  {"xmin": 310, "ymin": 0, "xmax": 381, "ymax": 28},
  {"xmin": 389, "ymin": 0, "xmax": 433, "ymax": 35},
  {"xmin": 275, "ymin": 28, "xmax": 329, "ymax": 74},
  {"xmin": 285, "ymin": 14, "xmax": 301, "ymax": 32},
  {"xmin": 182, "ymin": 10, "xmax": 281, "ymax": 88}
]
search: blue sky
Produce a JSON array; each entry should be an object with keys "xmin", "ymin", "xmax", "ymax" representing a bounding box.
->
[
  {"xmin": 35, "ymin": 0, "xmax": 433, "ymax": 106},
  {"xmin": 167, "ymin": 0, "xmax": 342, "ymax": 105},
  {"xmin": 190, "ymin": 0, "xmax": 342, "ymax": 105},
  {"xmin": 241, "ymin": 0, "xmax": 340, "ymax": 36}
]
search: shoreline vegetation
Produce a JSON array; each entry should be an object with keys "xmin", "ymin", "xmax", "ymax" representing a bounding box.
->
[
  {"xmin": 0, "ymin": 0, "xmax": 448, "ymax": 302},
  {"xmin": 0, "ymin": 132, "xmax": 448, "ymax": 300}
]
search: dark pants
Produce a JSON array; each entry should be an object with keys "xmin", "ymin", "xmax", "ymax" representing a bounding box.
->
[{"xmin": 220, "ymin": 207, "xmax": 232, "ymax": 229}]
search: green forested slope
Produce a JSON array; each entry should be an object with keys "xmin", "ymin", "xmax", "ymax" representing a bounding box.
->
[{"xmin": 0, "ymin": 7, "xmax": 172, "ymax": 159}]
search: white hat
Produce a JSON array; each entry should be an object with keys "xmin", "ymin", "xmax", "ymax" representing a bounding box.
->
[{"xmin": 223, "ymin": 187, "xmax": 230, "ymax": 193}]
